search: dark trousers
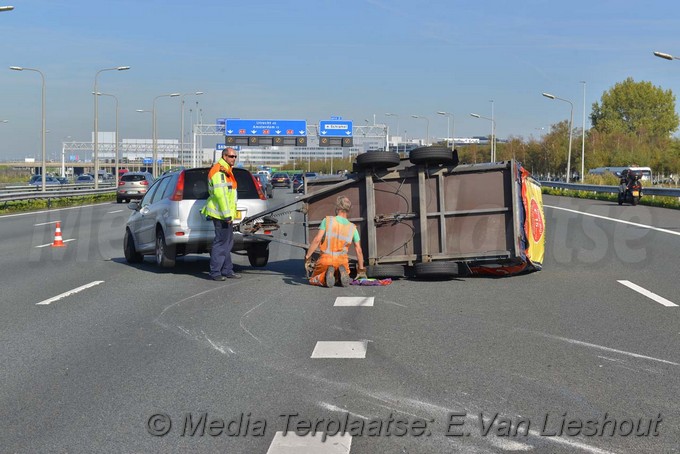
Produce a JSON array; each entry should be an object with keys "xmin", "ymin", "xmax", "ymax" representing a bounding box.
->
[{"xmin": 210, "ymin": 219, "xmax": 234, "ymax": 278}]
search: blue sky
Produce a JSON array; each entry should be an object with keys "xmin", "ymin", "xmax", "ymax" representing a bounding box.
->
[{"xmin": 2, "ymin": 0, "xmax": 680, "ymax": 159}]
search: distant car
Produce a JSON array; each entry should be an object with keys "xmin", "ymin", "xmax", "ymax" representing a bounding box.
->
[
  {"xmin": 75, "ymin": 174, "xmax": 95, "ymax": 184},
  {"xmin": 117, "ymin": 171, "xmax": 154, "ymax": 203},
  {"xmin": 28, "ymin": 175, "xmax": 61, "ymax": 186},
  {"xmin": 291, "ymin": 173, "xmax": 303, "ymax": 192},
  {"xmin": 123, "ymin": 166, "xmax": 274, "ymax": 268},
  {"xmin": 55, "ymin": 176, "xmax": 69, "ymax": 184},
  {"xmin": 254, "ymin": 173, "xmax": 273, "ymax": 199},
  {"xmin": 270, "ymin": 172, "xmax": 291, "ymax": 188},
  {"xmin": 295, "ymin": 172, "xmax": 319, "ymax": 193}
]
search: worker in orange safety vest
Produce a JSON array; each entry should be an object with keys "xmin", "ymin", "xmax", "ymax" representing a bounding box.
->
[{"xmin": 305, "ymin": 195, "xmax": 366, "ymax": 287}]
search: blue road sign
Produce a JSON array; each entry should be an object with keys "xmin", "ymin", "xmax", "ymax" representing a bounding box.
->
[
  {"xmin": 319, "ymin": 120, "xmax": 353, "ymax": 137},
  {"xmin": 224, "ymin": 119, "xmax": 307, "ymax": 136},
  {"xmin": 215, "ymin": 143, "xmax": 226, "ymax": 151},
  {"xmin": 216, "ymin": 118, "xmax": 226, "ymax": 132},
  {"xmin": 143, "ymin": 158, "xmax": 153, "ymax": 165}
]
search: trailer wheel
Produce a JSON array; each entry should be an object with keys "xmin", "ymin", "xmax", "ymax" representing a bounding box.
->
[
  {"xmin": 409, "ymin": 146, "xmax": 457, "ymax": 166},
  {"xmin": 367, "ymin": 264, "xmax": 405, "ymax": 279},
  {"xmin": 355, "ymin": 151, "xmax": 400, "ymax": 170},
  {"xmin": 414, "ymin": 261, "xmax": 459, "ymax": 279},
  {"xmin": 247, "ymin": 243, "xmax": 269, "ymax": 267}
]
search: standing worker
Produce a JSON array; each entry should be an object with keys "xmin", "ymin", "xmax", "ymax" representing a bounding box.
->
[
  {"xmin": 305, "ymin": 195, "xmax": 366, "ymax": 287},
  {"xmin": 201, "ymin": 148, "xmax": 242, "ymax": 281}
]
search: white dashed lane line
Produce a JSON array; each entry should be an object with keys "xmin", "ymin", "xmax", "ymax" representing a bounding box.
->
[
  {"xmin": 35, "ymin": 239, "xmax": 76, "ymax": 248},
  {"xmin": 266, "ymin": 431, "xmax": 352, "ymax": 454},
  {"xmin": 311, "ymin": 341, "xmax": 368, "ymax": 359},
  {"xmin": 334, "ymin": 296, "xmax": 374, "ymax": 307},
  {"xmin": 617, "ymin": 280, "xmax": 678, "ymax": 307},
  {"xmin": 36, "ymin": 281, "xmax": 104, "ymax": 306}
]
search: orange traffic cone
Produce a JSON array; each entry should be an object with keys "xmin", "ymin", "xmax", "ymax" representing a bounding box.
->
[{"xmin": 52, "ymin": 221, "xmax": 66, "ymax": 247}]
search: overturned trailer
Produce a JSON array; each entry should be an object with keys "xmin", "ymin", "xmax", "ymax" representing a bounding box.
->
[
  {"xmin": 240, "ymin": 147, "xmax": 545, "ymax": 279},
  {"xmin": 302, "ymin": 148, "xmax": 545, "ymax": 279}
]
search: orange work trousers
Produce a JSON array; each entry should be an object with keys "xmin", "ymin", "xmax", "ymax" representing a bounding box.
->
[{"xmin": 309, "ymin": 253, "xmax": 349, "ymax": 287}]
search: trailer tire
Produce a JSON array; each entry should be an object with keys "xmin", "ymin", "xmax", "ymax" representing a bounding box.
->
[
  {"xmin": 355, "ymin": 151, "xmax": 400, "ymax": 170},
  {"xmin": 409, "ymin": 146, "xmax": 457, "ymax": 166},
  {"xmin": 414, "ymin": 261, "xmax": 459, "ymax": 279},
  {"xmin": 367, "ymin": 264, "xmax": 405, "ymax": 279}
]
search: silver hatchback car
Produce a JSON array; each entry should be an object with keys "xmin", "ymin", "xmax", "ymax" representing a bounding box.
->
[
  {"xmin": 117, "ymin": 171, "xmax": 154, "ymax": 203},
  {"xmin": 123, "ymin": 167, "xmax": 274, "ymax": 268}
]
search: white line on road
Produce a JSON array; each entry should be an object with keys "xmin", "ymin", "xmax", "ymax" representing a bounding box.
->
[
  {"xmin": 36, "ymin": 281, "xmax": 104, "ymax": 305},
  {"xmin": 311, "ymin": 341, "xmax": 368, "ymax": 358},
  {"xmin": 266, "ymin": 431, "xmax": 351, "ymax": 454},
  {"xmin": 107, "ymin": 209, "xmax": 124, "ymax": 214},
  {"xmin": 617, "ymin": 280, "xmax": 678, "ymax": 307},
  {"xmin": 533, "ymin": 332, "xmax": 680, "ymax": 366},
  {"xmin": 545, "ymin": 205, "xmax": 680, "ymax": 237},
  {"xmin": 34, "ymin": 221, "xmax": 59, "ymax": 226},
  {"xmin": 35, "ymin": 239, "xmax": 76, "ymax": 248},
  {"xmin": 334, "ymin": 296, "xmax": 374, "ymax": 307}
]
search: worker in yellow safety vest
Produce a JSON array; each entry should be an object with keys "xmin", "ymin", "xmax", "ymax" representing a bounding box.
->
[
  {"xmin": 201, "ymin": 148, "xmax": 241, "ymax": 281},
  {"xmin": 305, "ymin": 195, "xmax": 366, "ymax": 287}
]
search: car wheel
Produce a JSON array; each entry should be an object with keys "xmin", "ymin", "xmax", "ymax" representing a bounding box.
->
[
  {"xmin": 155, "ymin": 229, "xmax": 176, "ymax": 268},
  {"xmin": 366, "ymin": 264, "xmax": 405, "ymax": 279},
  {"xmin": 409, "ymin": 146, "xmax": 458, "ymax": 166},
  {"xmin": 247, "ymin": 243, "xmax": 269, "ymax": 267},
  {"xmin": 355, "ymin": 151, "xmax": 401, "ymax": 170},
  {"xmin": 124, "ymin": 229, "xmax": 143, "ymax": 263},
  {"xmin": 414, "ymin": 261, "xmax": 459, "ymax": 279}
]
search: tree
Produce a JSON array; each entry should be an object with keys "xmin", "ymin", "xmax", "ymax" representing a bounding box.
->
[{"xmin": 590, "ymin": 77, "xmax": 679, "ymax": 140}]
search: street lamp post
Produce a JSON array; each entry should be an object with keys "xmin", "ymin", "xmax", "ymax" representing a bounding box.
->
[
  {"xmin": 10, "ymin": 66, "xmax": 46, "ymax": 191},
  {"xmin": 0, "ymin": 6, "xmax": 14, "ymax": 11},
  {"xmin": 96, "ymin": 92, "xmax": 119, "ymax": 180},
  {"xmin": 180, "ymin": 91, "xmax": 203, "ymax": 166},
  {"xmin": 152, "ymin": 93, "xmax": 180, "ymax": 177},
  {"xmin": 437, "ymin": 111, "xmax": 455, "ymax": 150},
  {"xmin": 411, "ymin": 115, "xmax": 430, "ymax": 146},
  {"xmin": 580, "ymin": 81, "xmax": 586, "ymax": 182},
  {"xmin": 385, "ymin": 113, "xmax": 399, "ymax": 153},
  {"xmin": 94, "ymin": 66, "xmax": 129, "ymax": 188},
  {"xmin": 542, "ymin": 92, "xmax": 574, "ymax": 183},
  {"xmin": 470, "ymin": 113, "xmax": 495, "ymax": 162}
]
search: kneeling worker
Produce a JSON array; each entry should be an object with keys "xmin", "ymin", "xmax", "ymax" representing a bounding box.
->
[{"xmin": 305, "ymin": 195, "xmax": 366, "ymax": 287}]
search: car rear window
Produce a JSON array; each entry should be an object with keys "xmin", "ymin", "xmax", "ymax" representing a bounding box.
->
[
  {"xmin": 182, "ymin": 168, "xmax": 259, "ymax": 200},
  {"xmin": 121, "ymin": 174, "xmax": 147, "ymax": 182}
]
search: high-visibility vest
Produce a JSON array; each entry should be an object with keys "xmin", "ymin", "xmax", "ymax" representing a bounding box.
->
[
  {"xmin": 201, "ymin": 159, "xmax": 238, "ymax": 220},
  {"xmin": 320, "ymin": 216, "xmax": 357, "ymax": 257}
]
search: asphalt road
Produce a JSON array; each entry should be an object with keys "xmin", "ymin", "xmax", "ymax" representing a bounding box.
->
[{"xmin": 1, "ymin": 189, "xmax": 678, "ymax": 453}]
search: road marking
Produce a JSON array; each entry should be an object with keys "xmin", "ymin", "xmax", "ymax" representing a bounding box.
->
[
  {"xmin": 334, "ymin": 296, "xmax": 374, "ymax": 307},
  {"xmin": 617, "ymin": 280, "xmax": 678, "ymax": 307},
  {"xmin": 35, "ymin": 239, "xmax": 76, "ymax": 248},
  {"xmin": 532, "ymin": 332, "xmax": 680, "ymax": 366},
  {"xmin": 34, "ymin": 221, "xmax": 59, "ymax": 226},
  {"xmin": 36, "ymin": 281, "xmax": 104, "ymax": 305},
  {"xmin": 266, "ymin": 431, "xmax": 351, "ymax": 454},
  {"xmin": 545, "ymin": 205, "xmax": 680, "ymax": 237},
  {"xmin": 311, "ymin": 341, "xmax": 367, "ymax": 358},
  {"xmin": 107, "ymin": 209, "xmax": 124, "ymax": 214}
]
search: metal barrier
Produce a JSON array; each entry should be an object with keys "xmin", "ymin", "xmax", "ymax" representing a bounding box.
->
[{"xmin": 540, "ymin": 181, "xmax": 680, "ymax": 197}]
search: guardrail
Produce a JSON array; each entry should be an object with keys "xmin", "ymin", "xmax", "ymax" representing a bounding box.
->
[
  {"xmin": 540, "ymin": 181, "xmax": 680, "ymax": 197},
  {"xmin": 0, "ymin": 187, "xmax": 116, "ymax": 205}
]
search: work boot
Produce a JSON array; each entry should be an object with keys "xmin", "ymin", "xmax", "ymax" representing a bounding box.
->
[
  {"xmin": 338, "ymin": 266, "xmax": 350, "ymax": 287},
  {"xmin": 325, "ymin": 266, "xmax": 335, "ymax": 288}
]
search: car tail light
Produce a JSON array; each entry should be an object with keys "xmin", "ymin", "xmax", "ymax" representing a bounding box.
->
[
  {"xmin": 140, "ymin": 180, "xmax": 149, "ymax": 186},
  {"xmin": 118, "ymin": 181, "xmax": 125, "ymax": 186},
  {"xmin": 170, "ymin": 171, "xmax": 185, "ymax": 201},
  {"xmin": 251, "ymin": 173, "xmax": 267, "ymax": 200}
]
